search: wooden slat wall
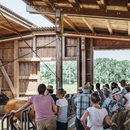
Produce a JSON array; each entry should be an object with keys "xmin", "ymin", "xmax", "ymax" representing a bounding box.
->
[
  {"xmin": 2, "ymin": 33, "xmax": 130, "ymax": 98},
  {"xmin": 65, "ymin": 37, "xmax": 78, "ymax": 57},
  {"xmin": 36, "ymin": 36, "xmax": 56, "ymax": 57},
  {"xmin": 0, "ymin": 41, "xmax": 14, "ymax": 98}
]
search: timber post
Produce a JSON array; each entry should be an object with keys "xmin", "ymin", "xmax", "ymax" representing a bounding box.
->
[{"xmin": 55, "ymin": 9, "xmax": 63, "ymax": 89}]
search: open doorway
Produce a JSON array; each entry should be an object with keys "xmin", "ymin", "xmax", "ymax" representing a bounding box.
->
[
  {"xmin": 40, "ymin": 61, "xmax": 77, "ymax": 94},
  {"xmin": 94, "ymin": 50, "xmax": 130, "ymax": 88}
]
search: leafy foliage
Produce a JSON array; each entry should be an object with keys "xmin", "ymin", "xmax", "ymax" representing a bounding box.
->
[{"xmin": 94, "ymin": 58, "xmax": 130, "ymax": 84}]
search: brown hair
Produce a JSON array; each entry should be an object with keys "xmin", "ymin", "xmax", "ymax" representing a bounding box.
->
[
  {"xmin": 57, "ymin": 88, "xmax": 66, "ymax": 97},
  {"xmin": 91, "ymin": 92, "xmax": 100, "ymax": 104}
]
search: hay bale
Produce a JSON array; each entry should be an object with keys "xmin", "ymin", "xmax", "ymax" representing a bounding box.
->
[{"xmin": 111, "ymin": 110, "xmax": 130, "ymax": 130}]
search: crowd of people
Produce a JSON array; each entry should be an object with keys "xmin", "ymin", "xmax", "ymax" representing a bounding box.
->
[
  {"xmin": 75, "ymin": 80, "xmax": 130, "ymax": 130},
  {"xmin": 10, "ymin": 79, "xmax": 130, "ymax": 130}
]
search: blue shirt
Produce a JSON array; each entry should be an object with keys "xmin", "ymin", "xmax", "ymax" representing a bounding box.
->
[
  {"xmin": 74, "ymin": 92, "xmax": 91, "ymax": 119},
  {"xmin": 102, "ymin": 97, "xmax": 110, "ymax": 108},
  {"xmin": 122, "ymin": 88, "xmax": 126, "ymax": 95}
]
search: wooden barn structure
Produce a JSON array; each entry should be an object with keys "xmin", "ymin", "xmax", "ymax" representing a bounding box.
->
[{"xmin": 1, "ymin": 1, "xmax": 130, "ymax": 98}]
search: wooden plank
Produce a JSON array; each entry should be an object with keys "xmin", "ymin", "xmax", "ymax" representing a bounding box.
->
[
  {"xmin": 19, "ymin": 75, "xmax": 38, "ymax": 79},
  {"xmin": 37, "ymin": 62, "xmax": 40, "ymax": 86},
  {"xmin": 62, "ymin": 36, "xmax": 65, "ymax": 58},
  {"xmin": 0, "ymin": 23, "xmax": 17, "ymax": 34},
  {"xmin": 82, "ymin": 18, "xmax": 95, "ymax": 33},
  {"xmin": 90, "ymin": 39, "xmax": 93, "ymax": 84},
  {"xmin": 128, "ymin": 21, "xmax": 130, "ymax": 36},
  {"xmin": 81, "ymin": 37, "xmax": 86, "ymax": 86},
  {"xmin": 64, "ymin": 16, "xmax": 79, "ymax": 32},
  {"xmin": 97, "ymin": 0, "xmax": 106, "ymax": 10},
  {"xmin": 14, "ymin": 40, "xmax": 19, "ymax": 97},
  {"xmin": 27, "ymin": 5, "xmax": 130, "ymax": 20},
  {"xmin": 68, "ymin": 0, "xmax": 81, "ymax": 8},
  {"xmin": 56, "ymin": 9, "xmax": 63, "ymax": 89},
  {"xmin": 0, "ymin": 60, "xmax": 15, "ymax": 95},
  {"xmin": 0, "ymin": 11, "xmax": 32, "ymax": 29},
  {"xmin": 106, "ymin": 20, "xmax": 113, "ymax": 34},
  {"xmin": 77, "ymin": 37, "xmax": 81, "ymax": 90},
  {"xmin": 33, "ymin": 36, "xmax": 36, "ymax": 58}
]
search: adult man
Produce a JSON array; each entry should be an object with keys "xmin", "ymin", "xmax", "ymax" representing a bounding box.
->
[
  {"xmin": 120, "ymin": 80, "xmax": 127, "ymax": 95},
  {"xmin": 46, "ymin": 85, "xmax": 58, "ymax": 104},
  {"xmin": 74, "ymin": 82, "xmax": 91, "ymax": 130}
]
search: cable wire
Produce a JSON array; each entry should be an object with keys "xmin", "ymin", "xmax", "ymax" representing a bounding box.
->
[{"xmin": 0, "ymin": 11, "xmax": 61, "ymax": 81}]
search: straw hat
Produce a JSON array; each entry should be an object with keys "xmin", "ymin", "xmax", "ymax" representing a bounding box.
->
[
  {"xmin": 46, "ymin": 85, "xmax": 54, "ymax": 90},
  {"xmin": 112, "ymin": 88, "xmax": 121, "ymax": 97},
  {"xmin": 82, "ymin": 82, "xmax": 91, "ymax": 91}
]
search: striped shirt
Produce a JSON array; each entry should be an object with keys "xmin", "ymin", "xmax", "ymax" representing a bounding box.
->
[{"xmin": 74, "ymin": 92, "xmax": 91, "ymax": 119}]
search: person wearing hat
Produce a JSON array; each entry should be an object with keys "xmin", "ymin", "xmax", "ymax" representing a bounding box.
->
[
  {"xmin": 74, "ymin": 82, "xmax": 91, "ymax": 130},
  {"xmin": 120, "ymin": 79, "xmax": 127, "ymax": 95},
  {"xmin": 46, "ymin": 85, "xmax": 58, "ymax": 104},
  {"xmin": 78, "ymin": 87, "xmax": 83, "ymax": 94},
  {"xmin": 108, "ymin": 88, "xmax": 126, "ymax": 117}
]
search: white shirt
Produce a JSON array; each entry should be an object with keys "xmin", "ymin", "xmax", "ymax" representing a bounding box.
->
[
  {"xmin": 56, "ymin": 98, "xmax": 68, "ymax": 123},
  {"xmin": 125, "ymin": 92, "xmax": 130, "ymax": 106},
  {"xmin": 87, "ymin": 107, "xmax": 108, "ymax": 130}
]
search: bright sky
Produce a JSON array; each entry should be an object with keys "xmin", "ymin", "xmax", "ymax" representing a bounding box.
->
[
  {"xmin": 0, "ymin": 0, "xmax": 54, "ymax": 27},
  {"xmin": 94, "ymin": 50, "xmax": 130, "ymax": 61},
  {"xmin": 0, "ymin": 0, "xmax": 130, "ymax": 61}
]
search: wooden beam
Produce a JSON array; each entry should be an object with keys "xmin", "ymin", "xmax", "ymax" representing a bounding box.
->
[
  {"xmin": 68, "ymin": 0, "xmax": 81, "ymax": 8},
  {"xmin": 27, "ymin": 5, "xmax": 130, "ymax": 21},
  {"xmin": 64, "ymin": 32, "xmax": 130, "ymax": 41},
  {"xmin": 0, "ymin": 10, "xmax": 32, "ymax": 29},
  {"xmin": 106, "ymin": 20, "xmax": 112, "ymax": 35},
  {"xmin": 0, "ymin": 60, "xmax": 15, "ymax": 95},
  {"xmin": 97, "ymin": 0, "xmax": 106, "ymax": 10},
  {"xmin": 81, "ymin": 37, "xmax": 86, "ymax": 86},
  {"xmin": 14, "ymin": 40, "xmax": 19, "ymax": 97},
  {"xmin": 128, "ymin": 21, "xmax": 130, "ymax": 36},
  {"xmin": 90, "ymin": 39, "xmax": 93, "ymax": 84},
  {"xmin": 0, "ymin": 23, "xmax": 17, "ymax": 33},
  {"xmin": 82, "ymin": 18, "xmax": 95, "ymax": 33},
  {"xmin": 33, "ymin": 36, "xmax": 36, "ymax": 58},
  {"xmin": 77, "ymin": 37, "xmax": 81, "ymax": 89},
  {"xmin": 37, "ymin": 62, "xmax": 40, "ymax": 86},
  {"xmin": 64, "ymin": 16, "xmax": 79, "ymax": 32},
  {"xmin": 56, "ymin": 9, "xmax": 63, "ymax": 89},
  {"xmin": 18, "ymin": 57, "xmax": 77, "ymax": 62},
  {"xmin": 128, "ymin": 3, "xmax": 130, "ymax": 11}
]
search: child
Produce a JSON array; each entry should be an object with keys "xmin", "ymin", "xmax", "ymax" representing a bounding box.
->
[{"xmin": 56, "ymin": 88, "xmax": 68, "ymax": 130}]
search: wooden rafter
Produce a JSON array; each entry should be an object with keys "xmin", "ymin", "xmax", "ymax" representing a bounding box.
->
[
  {"xmin": 128, "ymin": 21, "xmax": 130, "ymax": 36},
  {"xmin": 43, "ymin": 15, "xmax": 55, "ymax": 24},
  {"xmin": 0, "ymin": 23, "xmax": 17, "ymax": 33},
  {"xmin": 82, "ymin": 18, "xmax": 95, "ymax": 33},
  {"xmin": 27, "ymin": 5, "xmax": 130, "ymax": 21},
  {"xmin": 106, "ymin": 20, "xmax": 112, "ymax": 35},
  {"xmin": 128, "ymin": 3, "xmax": 130, "ymax": 11},
  {"xmin": 64, "ymin": 16, "xmax": 78, "ymax": 32},
  {"xmin": 97, "ymin": 0, "xmax": 106, "ymax": 10},
  {"xmin": 68, "ymin": 0, "xmax": 81, "ymax": 8}
]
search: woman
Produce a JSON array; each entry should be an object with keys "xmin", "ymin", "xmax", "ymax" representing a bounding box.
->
[
  {"xmin": 55, "ymin": 88, "xmax": 68, "ymax": 130},
  {"xmin": 11, "ymin": 84, "xmax": 57, "ymax": 130},
  {"xmin": 80, "ymin": 92, "xmax": 116, "ymax": 130}
]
